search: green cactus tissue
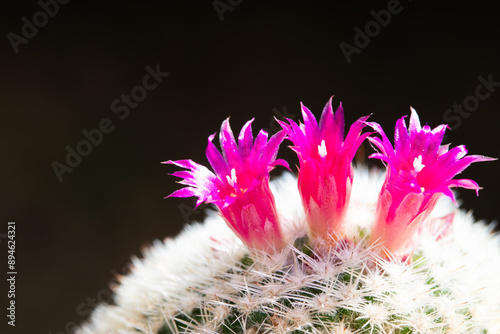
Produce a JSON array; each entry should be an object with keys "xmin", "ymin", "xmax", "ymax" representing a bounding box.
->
[{"xmin": 77, "ymin": 98, "xmax": 500, "ymax": 334}]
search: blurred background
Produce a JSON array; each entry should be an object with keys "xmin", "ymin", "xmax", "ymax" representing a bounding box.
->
[{"xmin": 0, "ymin": 1, "xmax": 499, "ymax": 333}]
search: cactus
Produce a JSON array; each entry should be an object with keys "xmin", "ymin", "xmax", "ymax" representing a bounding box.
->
[{"xmin": 77, "ymin": 100, "xmax": 499, "ymax": 334}]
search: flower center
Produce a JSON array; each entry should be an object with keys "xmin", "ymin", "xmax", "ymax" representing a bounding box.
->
[
  {"xmin": 413, "ymin": 155, "xmax": 425, "ymax": 173},
  {"xmin": 226, "ymin": 168, "xmax": 237, "ymax": 187},
  {"xmin": 318, "ymin": 140, "xmax": 327, "ymax": 158}
]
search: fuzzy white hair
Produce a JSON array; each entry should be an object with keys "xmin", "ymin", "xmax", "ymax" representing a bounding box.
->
[{"xmin": 77, "ymin": 167, "xmax": 500, "ymax": 334}]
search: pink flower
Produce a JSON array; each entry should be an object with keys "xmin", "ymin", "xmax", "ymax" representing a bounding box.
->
[
  {"xmin": 279, "ymin": 98, "xmax": 370, "ymax": 241},
  {"xmin": 165, "ymin": 118, "xmax": 289, "ymax": 252},
  {"xmin": 367, "ymin": 108, "xmax": 496, "ymax": 255}
]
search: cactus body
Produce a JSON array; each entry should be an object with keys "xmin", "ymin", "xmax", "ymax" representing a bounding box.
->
[{"xmin": 77, "ymin": 169, "xmax": 500, "ymax": 334}]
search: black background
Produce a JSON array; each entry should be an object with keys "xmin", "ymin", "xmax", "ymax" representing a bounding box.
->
[{"xmin": 1, "ymin": 1, "xmax": 499, "ymax": 333}]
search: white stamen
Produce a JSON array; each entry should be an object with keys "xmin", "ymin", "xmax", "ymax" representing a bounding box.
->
[
  {"xmin": 226, "ymin": 168, "xmax": 237, "ymax": 187},
  {"xmin": 413, "ymin": 155, "xmax": 425, "ymax": 172},
  {"xmin": 318, "ymin": 140, "xmax": 327, "ymax": 158}
]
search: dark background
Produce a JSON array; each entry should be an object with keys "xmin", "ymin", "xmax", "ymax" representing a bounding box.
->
[{"xmin": 1, "ymin": 1, "xmax": 499, "ymax": 333}]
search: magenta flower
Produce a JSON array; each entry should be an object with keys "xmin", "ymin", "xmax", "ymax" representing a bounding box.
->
[
  {"xmin": 367, "ymin": 108, "xmax": 495, "ymax": 255},
  {"xmin": 164, "ymin": 118, "xmax": 289, "ymax": 252},
  {"xmin": 279, "ymin": 98, "xmax": 370, "ymax": 241}
]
